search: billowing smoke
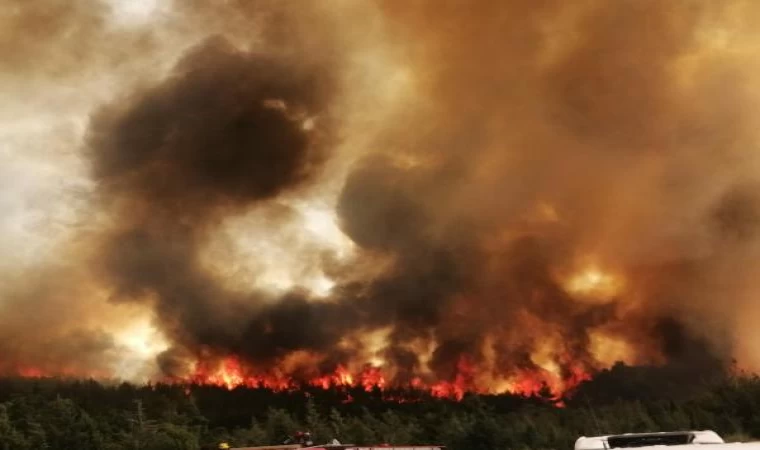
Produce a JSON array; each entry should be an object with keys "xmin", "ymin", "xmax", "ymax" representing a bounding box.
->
[
  {"xmin": 2, "ymin": 0, "xmax": 760, "ymax": 395},
  {"xmin": 86, "ymin": 33, "xmax": 342, "ymax": 371}
]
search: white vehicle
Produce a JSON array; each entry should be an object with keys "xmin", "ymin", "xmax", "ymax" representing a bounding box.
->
[{"xmin": 575, "ymin": 431, "xmax": 725, "ymax": 450}]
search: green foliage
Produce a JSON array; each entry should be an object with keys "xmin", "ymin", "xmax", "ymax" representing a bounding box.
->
[
  {"xmin": 0, "ymin": 403, "xmax": 29, "ymax": 450},
  {"xmin": 0, "ymin": 375, "xmax": 760, "ymax": 450}
]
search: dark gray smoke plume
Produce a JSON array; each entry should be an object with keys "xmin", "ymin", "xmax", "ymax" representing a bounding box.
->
[{"xmin": 85, "ymin": 34, "xmax": 345, "ymax": 374}]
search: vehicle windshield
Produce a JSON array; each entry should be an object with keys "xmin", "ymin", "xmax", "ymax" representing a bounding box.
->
[{"xmin": 607, "ymin": 433, "xmax": 695, "ymax": 448}]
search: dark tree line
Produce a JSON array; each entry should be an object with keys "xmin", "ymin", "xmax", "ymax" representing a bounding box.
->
[{"xmin": 1, "ymin": 365, "xmax": 760, "ymax": 450}]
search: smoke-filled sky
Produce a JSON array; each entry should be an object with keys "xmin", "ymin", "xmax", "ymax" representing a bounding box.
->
[{"xmin": 2, "ymin": 0, "xmax": 760, "ymax": 392}]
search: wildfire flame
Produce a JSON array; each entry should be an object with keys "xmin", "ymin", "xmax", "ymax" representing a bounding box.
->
[
  {"xmin": 6, "ymin": 262, "xmax": 631, "ymax": 404},
  {"xmin": 162, "ymin": 263, "xmax": 626, "ymax": 401},
  {"xmin": 172, "ymin": 354, "xmax": 592, "ymax": 403}
]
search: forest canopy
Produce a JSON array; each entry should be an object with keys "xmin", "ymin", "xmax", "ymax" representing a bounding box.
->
[{"xmin": 1, "ymin": 366, "xmax": 759, "ymax": 450}]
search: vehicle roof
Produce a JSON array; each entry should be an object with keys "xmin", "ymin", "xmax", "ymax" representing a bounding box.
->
[{"xmin": 575, "ymin": 431, "xmax": 725, "ymax": 450}]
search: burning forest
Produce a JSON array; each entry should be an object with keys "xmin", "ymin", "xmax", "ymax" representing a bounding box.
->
[{"xmin": 2, "ymin": 0, "xmax": 760, "ymax": 403}]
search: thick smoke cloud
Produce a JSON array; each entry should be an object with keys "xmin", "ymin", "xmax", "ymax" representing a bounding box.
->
[
  {"xmin": 324, "ymin": 0, "xmax": 760, "ymax": 387},
  {"xmin": 88, "ymin": 37, "xmax": 332, "ymax": 214},
  {"xmin": 85, "ymin": 34, "xmax": 343, "ymax": 373},
  {"xmin": 3, "ymin": 0, "xmax": 760, "ymax": 395}
]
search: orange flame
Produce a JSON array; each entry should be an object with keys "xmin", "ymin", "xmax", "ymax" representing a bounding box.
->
[
  {"xmin": 13, "ymin": 365, "xmax": 112, "ymax": 380},
  {"xmin": 179, "ymin": 354, "xmax": 591, "ymax": 403},
  {"xmin": 9, "ymin": 355, "xmax": 592, "ymax": 404}
]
